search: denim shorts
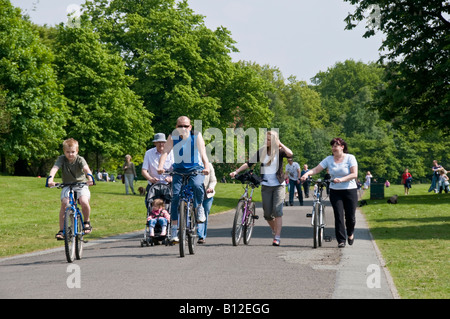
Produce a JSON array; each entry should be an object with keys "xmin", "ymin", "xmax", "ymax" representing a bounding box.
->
[{"xmin": 261, "ymin": 185, "xmax": 285, "ymax": 220}]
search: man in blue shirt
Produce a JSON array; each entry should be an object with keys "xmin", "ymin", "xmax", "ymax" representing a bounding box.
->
[{"xmin": 157, "ymin": 116, "xmax": 210, "ymax": 242}]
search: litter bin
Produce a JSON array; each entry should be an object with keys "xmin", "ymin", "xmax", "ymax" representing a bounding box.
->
[{"xmin": 370, "ymin": 183, "xmax": 385, "ymax": 200}]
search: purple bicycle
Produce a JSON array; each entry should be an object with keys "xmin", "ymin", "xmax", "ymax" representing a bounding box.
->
[{"xmin": 232, "ymin": 170, "xmax": 261, "ymax": 246}]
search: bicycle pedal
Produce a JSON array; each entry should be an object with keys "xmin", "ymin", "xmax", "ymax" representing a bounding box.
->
[
  {"xmin": 306, "ymin": 213, "xmax": 312, "ymax": 218},
  {"xmin": 324, "ymin": 236, "xmax": 332, "ymax": 242},
  {"xmin": 252, "ymin": 215, "xmax": 259, "ymax": 219}
]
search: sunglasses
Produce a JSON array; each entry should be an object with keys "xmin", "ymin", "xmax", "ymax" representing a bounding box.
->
[{"xmin": 177, "ymin": 125, "xmax": 190, "ymax": 128}]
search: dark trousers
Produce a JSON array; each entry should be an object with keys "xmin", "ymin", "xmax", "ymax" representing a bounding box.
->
[
  {"xmin": 289, "ymin": 179, "xmax": 303, "ymax": 205},
  {"xmin": 303, "ymin": 181, "xmax": 310, "ymax": 197},
  {"xmin": 329, "ymin": 188, "xmax": 358, "ymax": 244}
]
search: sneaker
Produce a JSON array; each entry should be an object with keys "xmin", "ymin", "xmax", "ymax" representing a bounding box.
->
[
  {"xmin": 197, "ymin": 205, "xmax": 206, "ymax": 223},
  {"xmin": 171, "ymin": 236, "xmax": 179, "ymax": 243},
  {"xmin": 272, "ymin": 238, "xmax": 280, "ymax": 246}
]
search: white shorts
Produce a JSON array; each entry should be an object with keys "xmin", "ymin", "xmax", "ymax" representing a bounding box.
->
[{"xmin": 60, "ymin": 185, "xmax": 91, "ymax": 201}]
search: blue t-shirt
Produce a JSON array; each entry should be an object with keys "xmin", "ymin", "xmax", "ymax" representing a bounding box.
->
[
  {"xmin": 319, "ymin": 154, "xmax": 358, "ymax": 190},
  {"xmin": 172, "ymin": 131, "xmax": 204, "ymax": 172}
]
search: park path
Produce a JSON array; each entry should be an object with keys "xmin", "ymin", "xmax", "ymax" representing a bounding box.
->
[{"xmin": 0, "ymin": 196, "xmax": 397, "ymax": 299}]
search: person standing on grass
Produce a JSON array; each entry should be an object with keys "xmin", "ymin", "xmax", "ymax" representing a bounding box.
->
[
  {"xmin": 301, "ymin": 137, "xmax": 358, "ymax": 248},
  {"xmin": 429, "ymin": 160, "xmax": 443, "ymax": 193},
  {"xmin": 123, "ymin": 154, "xmax": 137, "ymax": 195},
  {"xmin": 401, "ymin": 168, "xmax": 412, "ymax": 195}
]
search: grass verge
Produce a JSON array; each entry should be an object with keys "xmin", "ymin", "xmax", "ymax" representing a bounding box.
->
[
  {"xmin": 0, "ymin": 176, "xmax": 259, "ymax": 258},
  {"xmin": 360, "ymin": 184, "xmax": 449, "ymax": 299}
]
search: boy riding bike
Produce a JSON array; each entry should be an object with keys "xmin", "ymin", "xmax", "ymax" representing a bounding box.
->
[{"xmin": 46, "ymin": 138, "xmax": 95, "ymax": 240}]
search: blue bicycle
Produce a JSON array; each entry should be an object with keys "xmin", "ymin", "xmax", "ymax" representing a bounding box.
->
[
  {"xmin": 47, "ymin": 178, "xmax": 95, "ymax": 262},
  {"xmin": 165, "ymin": 170, "xmax": 204, "ymax": 257}
]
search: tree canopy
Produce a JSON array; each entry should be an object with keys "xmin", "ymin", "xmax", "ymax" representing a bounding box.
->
[
  {"xmin": 344, "ymin": 0, "xmax": 450, "ymax": 135},
  {"xmin": 1, "ymin": 0, "xmax": 449, "ymax": 183}
]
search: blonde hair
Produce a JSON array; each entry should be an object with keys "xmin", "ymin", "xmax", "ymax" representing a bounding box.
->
[
  {"xmin": 63, "ymin": 138, "xmax": 79, "ymax": 151},
  {"xmin": 152, "ymin": 198, "xmax": 165, "ymax": 209},
  {"xmin": 261, "ymin": 130, "xmax": 280, "ymax": 166},
  {"xmin": 125, "ymin": 154, "xmax": 131, "ymax": 162}
]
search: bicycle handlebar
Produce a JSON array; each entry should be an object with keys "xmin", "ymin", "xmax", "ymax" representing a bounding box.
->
[
  {"xmin": 54, "ymin": 182, "xmax": 89, "ymax": 189},
  {"xmin": 306, "ymin": 176, "xmax": 333, "ymax": 186},
  {"xmin": 161, "ymin": 170, "xmax": 206, "ymax": 177},
  {"xmin": 233, "ymin": 170, "xmax": 262, "ymax": 187},
  {"xmin": 46, "ymin": 173, "xmax": 96, "ymax": 188}
]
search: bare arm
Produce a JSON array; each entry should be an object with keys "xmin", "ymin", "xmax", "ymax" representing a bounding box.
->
[
  {"xmin": 230, "ymin": 163, "xmax": 249, "ymax": 178},
  {"xmin": 196, "ymin": 132, "xmax": 210, "ymax": 175},
  {"xmin": 83, "ymin": 165, "xmax": 94, "ymax": 186},
  {"xmin": 47, "ymin": 166, "xmax": 59, "ymax": 187},
  {"xmin": 279, "ymin": 142, "xmax": 293, "ymax": 158},
  {"xmin": 300, "ymin": 164, "xmax": 325, "ymax": 182}
]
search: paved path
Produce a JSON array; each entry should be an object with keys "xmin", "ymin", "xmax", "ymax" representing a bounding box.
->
[{"xmin": 0, "ymin": 196, "xmax": 398, "ymax": 299}]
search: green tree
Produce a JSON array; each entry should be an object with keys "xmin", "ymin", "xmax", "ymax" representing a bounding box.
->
[
  {"xmin": 82, "ymin": 0, "xmax": 243, "ymax": 134},
  {"xmin": 344, "ymin": 0, "xmax": 450, "ymax": 135},
  {"xmin": 0, "ymin": 0, "xmax": 67, "ymax": 175},
  {"xmin": 54, "ymin": 22, "xmax": 153, "ymax": 167}
]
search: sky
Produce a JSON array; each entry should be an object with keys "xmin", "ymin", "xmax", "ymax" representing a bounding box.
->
[{"xmin": 10, "ymin": 0, "xmax": 384, "ymax": 83}]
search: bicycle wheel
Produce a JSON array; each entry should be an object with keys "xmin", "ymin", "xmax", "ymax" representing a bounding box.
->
[
  {"xmin": 178, "ymin": 201, "xmax": 187, "ymax": 257},
  {"xmin": 232, "ymin": 200, "xmax": 245, "ymax": 246},
  {"xmin": 187, "ymin": 202, "xmax": 197, "ymax": 255},
  {"xmin": 243, "ymin": 202, "xmax": 256, "ymax": 245},
  {"xmin": 318, "ymin": 204, "xmax": 324, "ymax": 247},
  {"xmin": 313, "ymin": 203, "xmax": 319, "ymax": 249},
  {"xmin": 75, "ymin": 211, "xmax": 84, "ymax": 260},
  {"xmin": 64, "ymin": 207, "xmax": 76, "ymax": 262}
]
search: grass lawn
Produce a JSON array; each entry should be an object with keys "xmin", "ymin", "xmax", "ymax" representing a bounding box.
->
[
  {"xmin": 0, "ymin": 176, "xmax": 258, "ymax": 258},
  {"xmin": 360, "ymin": 184, "xmax": 450, "ymax": 299}
]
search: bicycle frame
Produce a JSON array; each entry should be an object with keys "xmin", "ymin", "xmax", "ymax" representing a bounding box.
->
[
  {"xmin": 165, "ymin": 170, "xmax": 204, "ymax": 257},
  {"xmin": 307, "ymin": 177, "xmax": 331, "ymax": 248},
  {"xmin": 239, "ymin": 183, "xmax": 255, "ymax": 225},
  {"xmin": 311, "ymin": 181, "xmax": 326, "ymax": 227},
  {"xmin": 180, "ymin": 177, "xmax": 195, "ymax": 230},
  {"xmin": 232, "ymin": 170, "xmax": 260, "ymax": 246},
  {"xmin": 66, "ymin": 186, "xmax": 84, "ymax": 237},
  {"xmin": 46, "ymin": 175, "xmax": 94, "ymax": 262}
]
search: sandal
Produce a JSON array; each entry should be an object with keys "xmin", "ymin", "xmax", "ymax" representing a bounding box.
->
[
  {"xmin": 55, "ymin": 230, "xmax": 64, "ymax": 240},
  {"xmin": 83, "ymin": 221, "xmax": 92, "ymax": 234}
]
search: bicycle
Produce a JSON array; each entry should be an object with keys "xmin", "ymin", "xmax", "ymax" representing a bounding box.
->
[
  {"xmin": 164, "ymin": 170, "xmax": 205, "ymax": 257},
  {"xmin": 231, "ymin": 170, "xmax": 261, "ymax": 246},
  {"xmin": 47, "ymin": 179, "xmax": 94, "ymax": 262},
  {"xmin": 306, "ymin": 176, "xmax": 332, "ymax": 248}
]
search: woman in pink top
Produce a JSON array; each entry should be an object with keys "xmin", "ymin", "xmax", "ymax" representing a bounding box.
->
[{"xmin": 401, "ymin": 168, "xmax": 412, "ymax": 195}]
